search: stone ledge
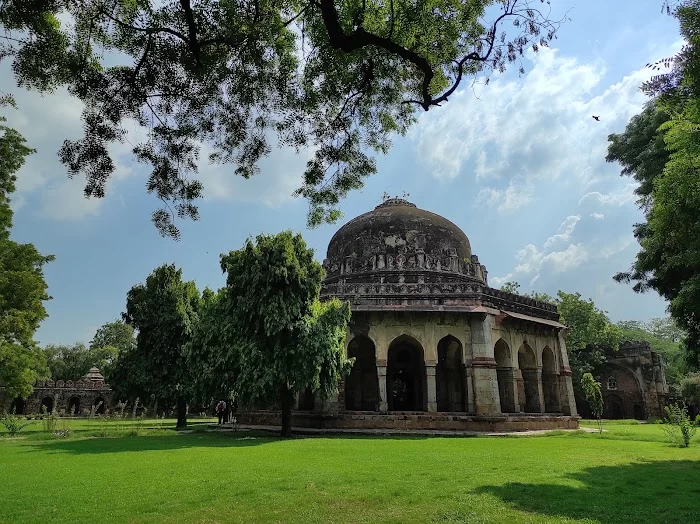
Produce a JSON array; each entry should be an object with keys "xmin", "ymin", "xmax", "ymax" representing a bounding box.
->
[{"xmin": 236, "ymin": 410, "xmax": 580, "ymax": 433}]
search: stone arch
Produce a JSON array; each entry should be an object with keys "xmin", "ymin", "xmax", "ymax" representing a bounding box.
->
[
  {"xmin": 345, "ymin": 335, "xmax": 379, "ymax": 411},
  {"xmin": 93, "ymin": 396, "xmax": 106, "ymax": 414},
  {"xmin": 436, "ymin": 335, "xmax": 465, "ymax": 412},
  {"xmin": 387, "ymin": 335, "xmax": 426, "ymax": 411},
  {"xmin": 517, "ymin": 343, "xmax": 541, "ymax": 413},
  {"xmin": 494, "ymin": 338, "xmax": 516, "ymax": 413},
  {"xmin": 68, "ymin": 396, "xmax": 81, "ymax": 416},
  {"xmin": 541, "ymin": 346, "xmax": 560, "ymax": 413},
  {"xmin": 10, "ymin": 397, "xmax": 26, "ymax": 415},
  {"xmin": 40, "ymin": 397, "xmax": 54, "ymax": 414},
  {"xmin": 604, "ymin": 393, "xmax": 624, "ymax": 419},
  {"xmin": 600, "ymin": 364, "xmax": 646, "ymax": 420}
]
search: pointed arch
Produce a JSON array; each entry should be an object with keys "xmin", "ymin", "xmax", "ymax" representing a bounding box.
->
[
  {"xmin": 494, "ymin": 338, "xmax": 516, "ymax": 413},
  {"xmin": 436, "ymin": 335, "xmax": 465, "ymax": 412},
  {"xmin": 388, "ymin": 335, "xmax": 426, "ymax": 411},
  {"xmin": 518, "ymin": 343, "xmax": 541, "ymax": 413},
  {"xmin": 541, "ymin": 346, "xmax": 560, "ymax": 413},
  {"xmin": 345, "ymin": 335, "xmax": 379, "ymax": 411}
]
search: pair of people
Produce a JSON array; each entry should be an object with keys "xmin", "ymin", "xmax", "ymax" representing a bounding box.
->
[{"xmin": 215, "ymin": 399, "xmax": 227, "ymax": 424}]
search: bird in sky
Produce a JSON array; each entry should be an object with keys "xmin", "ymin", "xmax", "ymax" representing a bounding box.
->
[{"xmin": 592, "ymin": 115, "xmax": 600, "ymax": 121}]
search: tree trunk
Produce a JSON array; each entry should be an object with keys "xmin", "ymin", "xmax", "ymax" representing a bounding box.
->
[
  {"xmin": 280, "ymin": 387, "xmax": 294, "ymax": 437},
  {"xmin": 176, "ymin": 397, "xmax": 187, "ymax": 430}
]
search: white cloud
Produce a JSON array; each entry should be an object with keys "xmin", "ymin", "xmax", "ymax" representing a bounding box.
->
[
  {"xmin": 591, "ymin": 212, "xmax": 605, "ymax": 220},
  {"xmin": 578, "ymin": 182, "xmax": 638, "ymax": 208},
  {"xmin": 412, "ymin": 43, "xmax": 681, "ymax": 214},
  {"xmin": 544, "ymin": 215, "xmax": 581, "ymax": 249},
  {"xmin": 476, "ymin": 178, "xmax": 533, "ymax": 213}
]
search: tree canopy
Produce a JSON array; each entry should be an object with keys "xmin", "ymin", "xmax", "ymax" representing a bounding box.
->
[
  {"xmin": 218, "ymin": 231, "xmax": 351, "ymax": 436},
  {"xmin": 0, "ymin": 0, "xmax": 564, "ymax": 238},
  {"xmin": 115, "ymin": 264, "xmax": 200, "ymax": 427},
  {"xmin": 0, "ymin": 102, "xmax": 53, "ymax": 399},
  {"xmin": 609, "ymin": 1, "xmax": 700, "ymax": 368}
]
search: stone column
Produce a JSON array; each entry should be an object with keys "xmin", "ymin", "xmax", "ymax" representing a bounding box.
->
[
  {"xmin": 511, "ymin": 368, "xmax": 521, "ymax": 413},
  {"xmin": 426, "ymin": 361, "xmax": 437, "ymax": 413},
  {"xmin": 469, "ymin": 314, "xmax": 502, "ymax": 415},
  {"xmin": 536, "ymin": 368, "xmax": 545, "ymax": 413},
  {"xmin": 557, "ymin": 330, "xmax": 578, "ymax": 416},
  {"xmin": 377, "ymin": 361, "xmax": 388, "ymax": 412},
  {"xmin": 465, "ymin": 365, "xmax": 476, "ymax": 413}
]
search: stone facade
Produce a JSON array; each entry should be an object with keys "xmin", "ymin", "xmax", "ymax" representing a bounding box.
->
[
  {"xmin": 577, "ymin": 341, "xmax": 669, "ymax": 420},
  {"xmin": 1, "ymin": 367, "xmax": 113, "ymax": 416},
  {"xmin": 238, "ymin": 199, "xmax": 579, "ymax": 432}
]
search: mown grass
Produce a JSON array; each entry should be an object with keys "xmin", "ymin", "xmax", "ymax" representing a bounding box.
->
[{"xmin": 1, "ymin": 420, "xmax": 699, "ymax": 523}]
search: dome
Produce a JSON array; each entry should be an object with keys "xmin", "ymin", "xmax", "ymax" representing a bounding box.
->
[
  {"xmin": 323, "ymin": 198, "xmax": 481, "ymax": 283},
  {"xmin": 84, "ymin": 366, "xmax": 105, "ymax": 383}
]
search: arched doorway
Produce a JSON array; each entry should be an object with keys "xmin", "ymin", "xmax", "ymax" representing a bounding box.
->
[
  {"xmin": 387, "ymin": 336, "xmax": 425, "ymax": 411},
  {"xmin": 605, "ymin": 394, "xmax": 624, "ymax": 419},
  {"xmin": 10, "ymin": 397, "xmax": 26, "ymax": 415},
  {"xmin": 436, "ymin": 336, "xmax": 465, "ymax": 412},
  {"xmin": 345, "ymin": 336, "xmax": 379, "ymax": 411},
  {"xmin": 495, "ymin": 339, "xmax": 516, "ymax": 413},
  {"xmin": 518, "ymin": 344, "xmax": 540, "ymax": 413},
  {"xmin": 298, "ymin": 388, "xmax": 315, "ymax": 410},
  {"xmin": 40, "ymin": 397, "xmax": 54, "ymax": 414},
  {"xmin": 93, "ymin": 397, "xmax": 106, "ymax": 414},
  {"xmin": 68, "ymin": 397, "xmax": 81, "ymax": 416},
  {"xmin": 541, "ymin": 346, "xmax": 560, "ymax": 413}
]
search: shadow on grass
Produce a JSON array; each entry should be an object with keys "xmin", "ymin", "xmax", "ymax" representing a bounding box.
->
[
  {"xmin": 26, "ymin": 430, "xmax": 282, "ymax": 454},
  {"xmin": 476, "ymin": 460, "xmax": 700, "ymax": 523}
]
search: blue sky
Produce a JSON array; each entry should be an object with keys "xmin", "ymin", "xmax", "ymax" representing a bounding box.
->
[{"xmin": 4, "ymin": 1, "xmax": 682, "ymax": 345}]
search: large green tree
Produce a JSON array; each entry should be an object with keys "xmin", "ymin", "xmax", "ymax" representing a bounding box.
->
[
  {"xmin": 1, "ymin": 0, "xmax": 563, "ymax": 238},
  {"xmin": 610, "ymin": 1, "xmax": 700, "ymax": 368},
  {"xmin": 0, "ymin": 102, "xmax": 52, "ymax": 400},
  {"xmin": 42, "ymin": 341, "xmax": 122, "ymax": 382},
  {"xmin": 219, "ymin": 231, "xmax": 351, "ymax": 436},
  {"xmin": 117, "ymin": 264, "xmax": 200, "ymax": 428}
]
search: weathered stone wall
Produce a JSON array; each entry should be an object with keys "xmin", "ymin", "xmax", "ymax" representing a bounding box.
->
[
  {"xmin": 1, "ymin": 379, "xmax": 114, "ymax": 415},
  {"xmin": 237, "ymin": 410, "xmax": 579, "ymax": 433},
  {"xmin": 585, "ymin": 341, "xmax": 669, "ymax": 420}
]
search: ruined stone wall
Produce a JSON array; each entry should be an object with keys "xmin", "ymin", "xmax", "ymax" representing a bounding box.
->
[{"xmin": 1, "ymin": 380, "xmax": 114, "ymax": 415}]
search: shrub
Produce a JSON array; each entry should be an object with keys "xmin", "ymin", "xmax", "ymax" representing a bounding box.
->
[
  {"xmin": 581, "ymin": 373, "xmax": 604, "ymax": 433},
  {"xmin": 662, "ymin": 403, "xmax": 699, "ymax": 447},
  {"xmin": 1, "ymin": 413, "xmax": 36, "ymax": 436},
  {"xmin": 42, "ymin": 412, "xmax": 58, "ymax": 433}
]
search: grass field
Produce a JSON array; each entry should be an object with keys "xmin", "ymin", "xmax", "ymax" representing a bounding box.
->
[{"xmin": 1, "ymin": 419, "xmax": 699, "ymax": 523}]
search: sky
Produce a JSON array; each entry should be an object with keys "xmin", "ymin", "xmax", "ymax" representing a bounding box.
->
[{"xmin": 3, "ymin": 0, "xmax": 682, "ymax": 346}]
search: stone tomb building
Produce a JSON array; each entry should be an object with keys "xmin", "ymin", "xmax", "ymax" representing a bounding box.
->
[
  {"xmin": 1, "ymin": 367, "xmax": 113, "ymax": 416},
  {"xmin": 582, "ymin": 341, "xmax": 669, "ymax": 420},
  {"xmin": 241, "ymin": 199, "xmax": 579, "ymax": 432}
]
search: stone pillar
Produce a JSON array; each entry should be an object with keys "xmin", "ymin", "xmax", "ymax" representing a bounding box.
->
[
  {"xmin": 426, "ymin": 362, "xmax": 437, "ymax": 413},
  {"xmin": 557, "ymin": 331, "xmax": 578, "ymax": 416},
  {"xmin": 465, "ymin": 365, "xmax": 476, "ymax": 413},
  {"xmin": 377, "ymin": 362, "xmax": 388, "ymax": 412},
  {"xmin": 511, "ymin": 368, "xmax": 521, "ymax": 413},
  {"xmin": 536, "ymin": 368, "xmax": 545, "ymax": 413},
  {"xmin": 470, "ymin": 314, "xmax": 502, "ymax": 415}
]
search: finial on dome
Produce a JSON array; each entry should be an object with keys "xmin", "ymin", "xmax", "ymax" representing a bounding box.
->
[{"xmin": 376, "ymin": 198, "xmax": 416, "ymax": 209}]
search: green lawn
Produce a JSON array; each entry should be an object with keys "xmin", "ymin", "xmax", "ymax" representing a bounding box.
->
[{"xmin": 1, "ymin": 420, "xmax": 699, "ymax": 523}]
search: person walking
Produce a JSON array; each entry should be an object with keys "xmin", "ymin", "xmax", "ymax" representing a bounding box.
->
[{"xmin": 215, "ymin": 399, "xmax": 227, "ymax": 425}]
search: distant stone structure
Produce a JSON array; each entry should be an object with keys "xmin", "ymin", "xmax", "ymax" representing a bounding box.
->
[
  {"xmin": 239, "ymin": 198, "xmax": 580, "ymax": 432},
  {"xmin": 1, "ymin": 366, "xmax": 113, "ymax": 416},
  {"xmin": 577, "ymin": 341, "xmax": 669, "ymax": 420}
]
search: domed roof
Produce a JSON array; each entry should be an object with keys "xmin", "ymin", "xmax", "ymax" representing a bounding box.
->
[{"xmin": 326, "ymin": 198, "xmax": 472, "ymax": 265}]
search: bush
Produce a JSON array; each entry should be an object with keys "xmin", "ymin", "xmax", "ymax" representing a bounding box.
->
[
  {"xmin": 1, "ymin": 413, "xmax": 36, "ymax": 436},
  {"xmin": 662, "ymin": 403, "xmax": 699, "ymax": 447}
]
